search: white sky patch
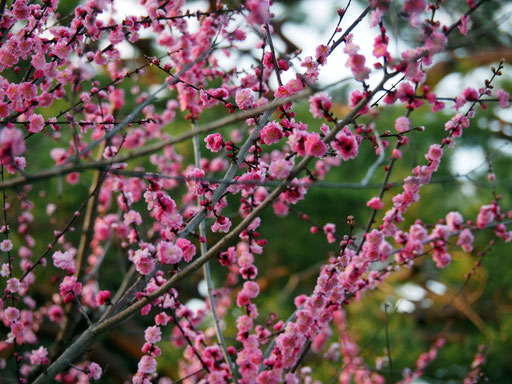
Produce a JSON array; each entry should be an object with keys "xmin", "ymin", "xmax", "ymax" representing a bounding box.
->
[
  {"xmin": 185, "ymin": 298, "xmax": 207, "ymax": 314},
  {"xmin": 396, "ymin": 298, "xmax": 415, "ymax": 313},
  {"xmin": 489, "ymin": 138, "xmax": 512, "ymax": 157},
  {"xmin": 89, "ymin": 0, "xmax": 486, "ymax": 102},
  {"xmin": 395, "ymin": 283, "xmax": 427, "ymax": 302},
  {"xmin": 450, "ymin": 147, "xmax": 486, "ymax": 176},
  {"xmin": 426, "ymin": 280, "xmax": 447, "ymax": 295},
  {"xmin": 198, "ymin": 279, "xmax": 208, "ymax": 297}
]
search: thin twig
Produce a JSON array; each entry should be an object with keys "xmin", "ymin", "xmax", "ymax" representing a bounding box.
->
[
  {"xmin": 192, "ymin": 121, "xmax": 239, "ymax": 383},
  {"xmin": 384, "ymin": 303, "xmax": 393, "ymax": 383}
]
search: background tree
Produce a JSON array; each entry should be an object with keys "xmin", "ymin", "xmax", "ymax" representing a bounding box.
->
[{"xmin": 0, "ymin": 0, "xmax": 511, "ymax": 383}]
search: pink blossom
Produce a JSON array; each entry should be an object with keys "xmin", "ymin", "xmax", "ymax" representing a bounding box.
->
[
  {"xmin": 205, "ymin": 133, "xmax": 224, "ymax": 152},
  {"xmin": 462, "ymin": 87, "xmax": 479, "ymax": 101},
  {"xmin": 124, "ymin": 210, "xmax": 142, "ymax": 226},
  {"xmin": 145, "ymin": 325, "xmax": 162, "ymax": 344},
  {"xmin": 260, "ymin": 121, "xmax": 283, "ymax": 145},
  {"xmin": 395, "ymin": 116, "xmax": 410, "ymax": 133},
  {"xmin": 6, "ymin": 278, "xmax": 20, "ymax": 293},
  {"xmin": 30, "ymin": 346, "xmax": 49, "ymax": 365},
  {"xmin": 309, "ymin": 93, "xmax": 332, "ymax": 118},
  {"xmin": 304, "ymin": 132, "xmax": 327, "ymax": 157},
  {"xmin": 446, "ymin": 211, "xmax": 463, "ymax": 232},
  {"xmin": 176, "ymin": 238, "xmax": 196, "ymax": 262},
  {"xmin": 315, "ymin": 44, "xmax": 330, "ymax": 65},
  {"xmin": 331, "ymin": 129, "xmax": 359, "ymax": 160},
  {"xmin": 236, "ymin": 88, "xmax": 254, "ymax": 110},
  {"xmin": 13, "ymin": 0, "xmax": 30, "ymax": 20},
  {"xmin": 497, "ymin": 89, "xmax": 510, "ymax": 109},
  {"xmin": 0, "ymin": 239, "xmax": 12, "ymax": 252},
  {"xmin": 236, "ymin": 291, "xmax": 250, "ymax": 307},
  {"xmin": 50, "ymin": 148, "xmax": 69, "ymax": 165},
  {"xmin": 274, "ymin": 85, "xmax": 290, "ymax": 98},
  {"xmin": 323, "ymin": 223, "xmax": 336, "ymax": 244},
  {"xmin": 88, "ymin": 362, "xmax": 102, "ymax": 380},
  {"xmin": 157, "ymin": 241, "xmax": 183, "ymax": 264},
  {"xmin": 262, "ymin": 51, "xmax": 274, "ymax": 70},
  {"xmin": 349, "ymin": 90, "xmax": 370, "ymax": 114},
  {"xmin": 242, "ymin": 281, "xmax": 260, "ymax": 299},
  {"xmin": 431, "ymin": 224, "xmax": 450, "ymax": 242},
  {"xmin": 212, "ymin": 216, "xmax": 232, "ymax": 233},
  {"xmin": 11, "ymin": 321, "xmax": 25, "ymax": 338},
  {"xmin": 432, "ymin": 249, "xmax": 451, "ymax": 268},
  {"xmin": 269, "ymin": 157, "xmax": 293, "ymax": 180},
  {"xmin": 459, "ymin": 14, "xmax": 469, "ymax": 35},
  {"xmin": 301, "ymin": 56, "xmax": 319, "ymax": 82},
  {"xmin": 0, "ymin": 128, "xmax": 25, "ymax": 156},
  {"xmin": 137, "ymin": 355, "xmax": 157, "ymax": 374},
  {"xmin": 367, "ymin": 197, "xmax": 384, "ymax": 210},
  {"xmin": 132, "ymin": 248, "xmax": 155, "ymax": 275},
  {"xmin": 96, "ymin": 290, "xmax": 111, "ymax": 306},
  {"xmin": 60, "ymin": 276, "xmax": 82, "ymax": 297},
  {"xmin": 52, "ymin": 251, "xmax": 76, "ymax": 273},
  {"xmin": 109, "ymin": 88, "xmax": 125, "ymax": 111},
  {"xmin": 28, "ymin": 114, "xmax": 45, "ymax": 133},
  {"xmin": 404, "ymin": 0, "xmax": 426, "ymax": 14},
  {"xmin": 49, "ymin": 305, "xmax": 64, "ymax": 323},
  {"xmin": 4, "ymin": 306, "xmax": 19, "ymax": 322},
  {"xmin": 0, "ymin": 49, "xmax": 18, "ymax": 69},
  {"xmin": 476, "ymin": 205, "xmax": 495, "ymax": 229},
  {"xmin": 246, "ymin": 0, "xmax": 269, "ymax": 25},
  {"xmin": 186, "ymin": 167, "xmax": 206, "ymax": 196},
  {"xmin": 426, "ymin": 144, "xmax": 443, "ymax": 162},
  {"xmin": 237, "ymin": 314, "xmax": 253, "ymax": 333},
  {"xmin": 219, "ymin": 246, "xmax": 237, "ymax": 266},
  {"xmin": 425, "ymin": 32, "xmax": 447, "ymax": 54},
  {"xmin": 457, "ymin": 229, "xmax": 474, "ymax": 252},
  {"xmin": 155, "ymin": 312, "xmax": 169, "ymax": 326},
  {"xmin": 347, "ymin": 53, "xmax": 370, "ymax": 81},
  {"xmin": 410, "ymin": 224, "xmax": 428, "ymax": 242},
  {"xmin": 284, "ymin": 78, "xmax": 304, "ymax": 95}
]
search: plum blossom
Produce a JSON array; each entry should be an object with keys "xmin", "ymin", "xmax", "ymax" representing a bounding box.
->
[
  {"xmin": 446, "ymin": 211, "xmax": 463, "ymax": 232},
  {"xmin": 0, "ymin": 239, "xmax": 12, "ymax": 252},
  {"xmin": 260, "ymin": 121, "xmax": 283, "ymax": 145},
  {"xmin": 476, "ymin": 205, "xmax": 495, "ymax": 229},
  {"xmin": 96, "ymin": 290, "xmax": 111, "ymax": 306},
  {"xmin": 52, "ymin": 251, "xmax": 76, "ymax": 273},
  {"xmin": 497, "ymin": 89, "xmax": 510, "ymax": 109},
  {"xmin": 459, "ymin": 14, "xmax": 470, "ymax": 35},
  {"xmin": 331, "ymin": 128, "xmax": 359, "ymax": 160},
  {"xmin": 157, "ymin": 241, "xmax": 183, "ymax": 265},
  {"xmin": 28, "ymin": 114, "xmax": 45, "ymax": 133},
  {"xmin": 137, "ymin": 355, "xmax": 157, "ymax": 374},
  {"xmin": 0, "ymin": 133, "xmax": 22, "ymax": 170},
  {"xmin": 457, "ymin": 229, "xmax": 474, "ymax": 252},
  {"xmin": 212, "ymin": 216, "xmax": 232, "ymax": 233},
  {"xmin": 30, "ymin": 346, "xmax": 49, "ymax": 365},
  {"xmin": 132, "ymin": 248, "xmax": 155, "ymax": 275},
  {"xmin": 6, "ymin": 278, "xmax": 20, "ymax": 293},
  {"xmin": 88, "ymin": 362, "xmax": 102, "ymax": 380},
  {"xmin": 5, "ymin": 306, "xmax": 20, "ymax": 322},
  {"xmin": 304, "ymin": 132, "xmax": 327, "ymax": 157},
  {"xmin": 144, "ymin": 326, "xmax": 162, "ymax": 344},
  {"xmin": 395, "ymin": 116, "xmax": 409, "ymax": 133},
  {"xmin": 235, "ymin": 88, "xmax": 254, "ymax": 110},
  {"xmin": 205, "ymin": 133, "xmax": 224, "ymax": 152},
  {"xmin": 367, "ymin": 197, "xmax": 384, "ymax": 210}
]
